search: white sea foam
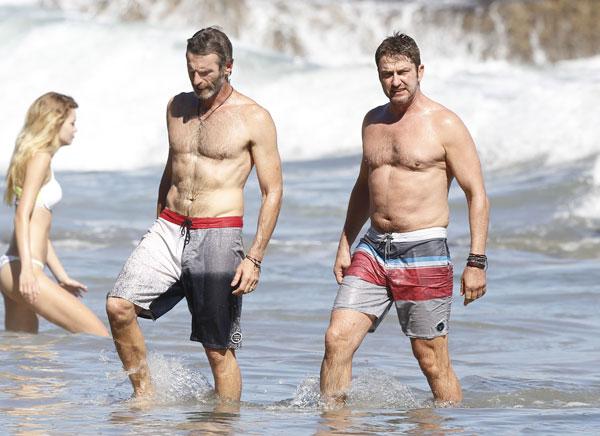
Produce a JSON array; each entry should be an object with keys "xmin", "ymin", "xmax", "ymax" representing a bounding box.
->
[
  {"xmin": 0, "ymin": 3, "xmax": 599, "ymax": 172},
  {"xmin": 0, "ymin": 0, "xmax": 36, "ymax": 5},
  {"xmin": 568, "ymin": 193, "xmax": 600, "ymax": 221},
  {"xmin": 593, "ymin": 155, "xmax": 600, "ymax": 186},
  {"xmin": 556, "ymin": 156, "xmax": 600, "ymax": 221}
]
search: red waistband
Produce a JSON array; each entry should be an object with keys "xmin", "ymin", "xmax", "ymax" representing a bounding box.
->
[{"xmin": 159, "ymin": 208, "xmax": 243, "ymax": 229}]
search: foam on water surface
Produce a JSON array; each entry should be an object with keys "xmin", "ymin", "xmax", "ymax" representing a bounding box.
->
[{"xmin": 0, "ymin": 3, "xmax": 599, "ymax": 171}]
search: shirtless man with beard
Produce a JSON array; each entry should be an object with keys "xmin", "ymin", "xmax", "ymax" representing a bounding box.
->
[
  {"xmin": 106, "ymin": 27, "xmax": 282, "ymax": 401},
  {"xmin": 320, "ymin": 33, "xmax": 489, "ymax": 404}
]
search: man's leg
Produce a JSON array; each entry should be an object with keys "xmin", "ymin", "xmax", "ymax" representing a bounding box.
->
[
  {"xmin": 320, "ymin": 309, "xmax": 374, "ymax": 403},
  {"xmin": 205, "ymin": 347, "xmax": 241, "ymax": 401},
  {"xmin": 410, "ymin": 335, "xmax": 462, "ymax": 403},
  {"xmin": 106, "ymin": 297, "xmax": 153, "ymax": 397}
]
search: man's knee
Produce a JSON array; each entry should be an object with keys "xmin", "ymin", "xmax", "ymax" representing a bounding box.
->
[
  {"xmin": 324, "ymin": 324, "xmax": 356, "ymax": 359},
  {"xmin": 205, "ymin": 348, "xmax": 237, "ymax": 375},
  {"xmin": 417, "ymin": 353, "xmax": 441, "ymax": 379},
  {"xmin": 412, "ymin": 339, "xmax": 447, "ymax": 379},
  {"xmin": 106, "ymin": 297, "xmax": 136, "ymax": 326}
]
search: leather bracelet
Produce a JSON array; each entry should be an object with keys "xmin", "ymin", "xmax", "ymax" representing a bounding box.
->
[
  {"xmin": 466, "ymin": 253, "xmax": 487, "ymax": 270},
  {"xmin": 466, "ymin": 260, "xmax": 486, "ymax": 269},
  {"xmin": 245, "ymin": 254, "xmax": 262, "ymax": 270}
]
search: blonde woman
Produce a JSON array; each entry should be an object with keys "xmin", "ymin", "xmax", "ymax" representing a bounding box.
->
[{"xmin": 1, "ymin": 92, "xmax": 108, "ymax": 336}]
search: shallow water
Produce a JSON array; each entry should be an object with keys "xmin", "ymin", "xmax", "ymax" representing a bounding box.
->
[
  {"xmin": 1, "ymin": 157, "xmax": 599, "ymax": 434},
  {"xmin": 2, "ymin": 1, "xmax": 600, "ymax": 433}
]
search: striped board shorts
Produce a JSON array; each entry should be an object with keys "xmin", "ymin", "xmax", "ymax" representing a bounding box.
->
[{"xmin": 333, "ymin": 226, "xmax": 453, "ymax": 339}]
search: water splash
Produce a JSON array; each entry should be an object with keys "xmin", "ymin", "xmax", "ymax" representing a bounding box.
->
[
  {"xmin": 146, "ymin": 352, "xmax": 214, "ymax": 404},
  {"xmin": 564, "ymin": 156, "xmax": 600, "ymax": 223},
  {"xmin": 103, "ymin": 351, "xmax": 214, "ymax": 405},
  {"xmin": 281, "ymin": 373, "xmax": 419, "ymax": 410},
  {"xmin": 288, "ymin": 376, "xmax": 321, "ymax": 409},
  {"xmin": 42, "ymin": 0, "xmax": 600, "ymax": 64},
  {"xmin": 347, "ymin": 373, "xmax": 419, "ymax": 409}
]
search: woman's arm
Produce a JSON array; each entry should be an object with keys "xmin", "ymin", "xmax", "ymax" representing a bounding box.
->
[
  {"xmin": 47, "ymin": 239, "xmax": 87, "ymax": 297},
  {"xmin": 46, "ymin": 239, "xmax": 68, "ymax": 283},
  {"xmin": 14, "ymin": 152, "xmax": 51, "ymax": 303}
]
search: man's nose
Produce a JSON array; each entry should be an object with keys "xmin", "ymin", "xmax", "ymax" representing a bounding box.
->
[
  {"xmin": 391, "ymin": 73, "xmax": 402, "ymax": 87},
  {"xmin": 192, "ymin": 72, "xmax": 204, "ymax": 86}
]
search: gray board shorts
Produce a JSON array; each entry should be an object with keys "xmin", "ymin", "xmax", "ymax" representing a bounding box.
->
[{"xmin": 108, "ymin": 208, "xmax": 245, "ymax": 349}]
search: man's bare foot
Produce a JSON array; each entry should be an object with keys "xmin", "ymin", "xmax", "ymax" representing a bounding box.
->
[{"xmin": 321, "ymin": 392, "xmax": 347, "ymax": 410}]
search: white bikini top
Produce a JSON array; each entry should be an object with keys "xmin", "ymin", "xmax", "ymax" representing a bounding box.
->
[{"xmin": 15, "ymin": 169, "xmax": 63, "ymax": 211}]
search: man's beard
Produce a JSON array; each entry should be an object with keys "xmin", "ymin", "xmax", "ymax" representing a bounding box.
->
[
  {"xmin": 387, "ymin": 85, "xmax": 417, "ymax": 106},
  {"xmin": 196, "ymin": 73, "xmax": 227, "ymax": 101}
]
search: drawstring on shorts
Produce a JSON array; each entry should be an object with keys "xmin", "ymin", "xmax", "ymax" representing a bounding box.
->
[
  {"xmin": 180, "ymin": 218, "xmax": 192, "ymax": 246},
  {"xmin": 383, "ymin": 233, "xmax": 393, "ymax": 262}
]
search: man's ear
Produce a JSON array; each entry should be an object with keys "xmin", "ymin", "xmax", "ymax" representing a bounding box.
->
[{"xmin": 225, "ymin": 60, "xmax": 234, "ymax": 78}]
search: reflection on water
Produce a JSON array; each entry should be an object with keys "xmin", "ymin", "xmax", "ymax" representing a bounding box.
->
[
  {"xmin": 404, "ymin": 408, "xmax": 460, "ymax": 435},
  {"xmin": 317, "ymin": 407, "xmax": 474, "ymax": 435},
  {"xmin": 0, "ymin": 335, "xmax": 70, "ymax": 434},
  {"xmin": 316, "ymin": 408, "xmax": 359, "ymax": 435},
  {"xmin": 178, "ymin": 403, "xmax": 240, "ymax": 435},
  {"xmin": 107, "ymin": 400, "xmax": 240, "ymax": 435},
  {"xmin": 315, "ymin": 408, "xmax": 458, "ymax": 435}
]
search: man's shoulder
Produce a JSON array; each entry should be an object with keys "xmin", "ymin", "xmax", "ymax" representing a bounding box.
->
[
  {"xmin": 421, "ymin": 100, "xmax": 470, "ymax": 147},
  {"xmin": 366, "ymin": 103, "xmax": 388, "ymax": 118},
  {"xmin": 363, "ymin": 103, "xmax": 388, "ymax": 125},
  {"xmin": 169, "ymin": 92, "xmax": 195, "ymax": 108},
  {"xmin": 232, "ymin": 91, "xmax": 273, "ymax": 124},
  {"xmin": 418, "ymin": 98, "xmax": 463, "ymax": 129},
  {"xmin": 434, "ymin": 109, "xmax": 465, "ymax": 133},
  {"xmin": 167, "ymin": 92, "xmax": 196, "ymax": 119}
]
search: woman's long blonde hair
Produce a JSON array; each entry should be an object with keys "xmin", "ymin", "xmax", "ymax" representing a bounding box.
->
[{"xmin": 4, "ymin": 92, "xmax": 78, "ymax": 205}]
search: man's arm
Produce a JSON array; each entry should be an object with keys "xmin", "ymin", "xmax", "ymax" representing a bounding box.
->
[
  {"xmin": 157, "ymin": 149, "xmax": 172, "ymax": 217},
  {"xmin": 157, "ymin": 99, "xmax": 174, "ymax": 217},
  {"xmin": 333, "ymin": 114, "xmax": 372, "ymax": 284},
  {"xmin": 442, "ymin": 112, "xmax": 490, "ymax": 306},
  {"xmin": 231, "ymin": 108, "xmax": 283, "ymax": 296},
  {"xmin": 333, "ymin": 158, "xmax": 370, "ymax": 284}
]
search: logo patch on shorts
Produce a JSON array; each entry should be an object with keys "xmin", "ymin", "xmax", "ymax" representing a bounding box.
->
[
  {"xmin": 230, "ymin": 331, "xmax": 242, "ymax": 344},
  {"xmin": 436, "ymin": 322, "xmax": 445, "ymax": 332}
]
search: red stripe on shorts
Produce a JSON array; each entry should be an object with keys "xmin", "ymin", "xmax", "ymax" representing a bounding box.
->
[
  {"xmin": 388, "ymin": 267, "xmax": 453, "ymax": 301},
  {"xmin": 159, "ymin": 208, "xmax": 243, "ymax": 229},
  {"xmin": 345, "ymin": 251, "xmax": 386, "ymax": 286}
]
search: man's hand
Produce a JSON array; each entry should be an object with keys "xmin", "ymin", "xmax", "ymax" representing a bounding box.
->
[
  {"xmin": 461, "ymin": 267, "xmax": 486, "ymax": 306},
  {"xmin": 333, "ymin": 248, "xmax": 352, "ymax": 285},
  {"xmin": 59, "ymin": 277, "xmax": 88, "ymax": 298},
  {"xmin": 19, "ymin": 268, "xmax": 39, "ymax": 304},
  {"xmin": 231, "ymin": 258, "xmax": 260, "ymax": 296}
]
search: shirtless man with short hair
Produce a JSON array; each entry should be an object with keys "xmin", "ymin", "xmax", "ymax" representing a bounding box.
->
[
  {"xmin": 320, "ymin": 33, "xmax": 489, "ymax": 404},
  {"xmin": 106, "ymin": 27, "xmax": 282, "ymax": 401}
]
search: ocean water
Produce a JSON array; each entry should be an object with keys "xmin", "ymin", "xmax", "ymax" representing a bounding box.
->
[{"xmin": 1, "ymin": 1, "xmax": 600, "ymax": 434}]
